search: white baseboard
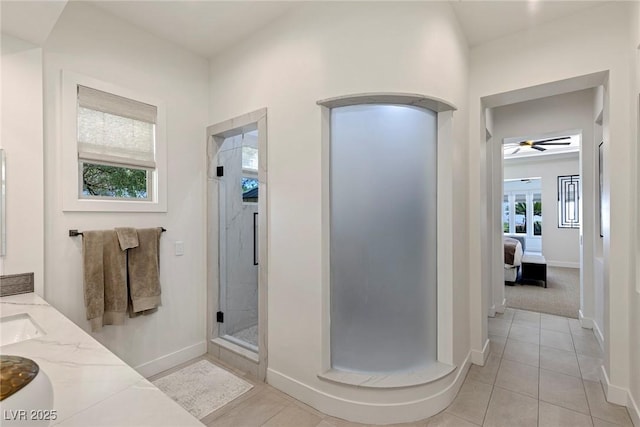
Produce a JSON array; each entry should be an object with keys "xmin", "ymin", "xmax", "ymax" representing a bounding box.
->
[
  {"xmin": 579, "ymin": 311, "xmax": 604, "ymax": 351},
  {"xmin": 600, "ymin": 365, "xmax": 629, "ymax": 406},
  {"xmin": 628, "ymin": 390, "xmax": 640, "ymax": 427},
  {"xmin": 266, "ymin": 353, "xmax": 471, "ymax": 425},
  {"xmin": 471, "ymin": 339, "xmax": 490, "ymax": 366},
  {"xmin": 600, "ymin": 365, "xmax": 640, "ymax": 425},
  {"xmin": 496, "ymin": 298, "xmax": 506, "ymax": 314},
  {"xmin": 578, "ymin": 310, "xmax": 594, "ymax": 329},
  {"xmin": 488, "ymin": 305, "xmax": 496, "ymax": 317},
  {"xmin": 592, "ymin": 321, "xmax": 604, "ymax": 351},
  {"xmin": 547, "ymin": 260, "xmax": 580, "ymax": 269},
  {"xmin": 135, "ymin": 341, "xmax": 207, "ymax": 378}
]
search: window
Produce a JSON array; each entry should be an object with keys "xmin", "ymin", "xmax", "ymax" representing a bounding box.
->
[
  {"xmin": 558, "ymin": 175, "xmax": 580, "ymax": 228},
  {"xmin": 62, "ymin": 71, "xmax": 166, "ymax": 212},
  {"xmin": 242, "ymin": 141, "xmax": 259, "ymax": 203},
  {"xmin": 77, "ymin": 85, "xmax": 156, "ymax": 200},
  {"xmin": 503, "ymin": 186, "xmax": 542, "ymax": 238},
  {"xmin": 503, "ymin": 195, "xmax": 510, "ymax": 233}
]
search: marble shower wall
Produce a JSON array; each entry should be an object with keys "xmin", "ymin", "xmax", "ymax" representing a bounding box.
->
[{"xmin": 219, "ymin": 134, "xmax": 259, "ymax": 338}]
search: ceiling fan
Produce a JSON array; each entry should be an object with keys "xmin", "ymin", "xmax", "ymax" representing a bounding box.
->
[{"xmin": 508, "ymin": 136, "xmax": 572, "ymax": 154}]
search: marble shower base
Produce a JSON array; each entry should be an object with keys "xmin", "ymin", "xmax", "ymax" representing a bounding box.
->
[{"xmin": 230, "ymin": 324, "xmax": 258, "ymax": 348}]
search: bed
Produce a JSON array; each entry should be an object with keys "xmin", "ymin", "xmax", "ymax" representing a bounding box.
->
[{"xmin": 504, "ymin": 235, "xmax": 524, "ymax": 283}]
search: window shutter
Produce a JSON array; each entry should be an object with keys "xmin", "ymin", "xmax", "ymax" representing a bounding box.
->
[{"xmin": 77, "ymin": 85, "xmax": 157, "ymax": 169}]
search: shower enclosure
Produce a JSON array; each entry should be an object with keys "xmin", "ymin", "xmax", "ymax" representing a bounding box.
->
[
  {"xmin": 217, "ymin": 130, "xmax": 260, "ymax": 351},
  {"xmin": 207, "ymin": 109, "xmax": 267, "ymax": 380}
]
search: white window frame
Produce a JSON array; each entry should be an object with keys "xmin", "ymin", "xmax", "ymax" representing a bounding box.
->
[
  {"xmin": 61, "ymin": 70, "xmax": 167, "ymax": 212},
  {"xmin": 503, "ymin": 190, "xmax": 542, "ymax": 239}
]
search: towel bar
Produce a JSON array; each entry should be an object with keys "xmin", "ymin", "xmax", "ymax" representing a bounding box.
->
[{"xmin": 69, "ymin": 228, "xmax": 167, "ymax": 237}]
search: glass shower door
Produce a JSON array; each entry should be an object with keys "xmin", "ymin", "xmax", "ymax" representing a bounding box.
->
[{"xmin": 218, "ymin": 131, "xmax": 259, "ymax": 352}]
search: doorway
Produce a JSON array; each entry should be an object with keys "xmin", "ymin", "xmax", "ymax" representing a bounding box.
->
[
  {"xmin": 479, "ymin": 73, "xmax": 607, "ymax": 348},
  {"xmin": 206, "ymin": 109, "xmax": 268, "ymax": 380}
]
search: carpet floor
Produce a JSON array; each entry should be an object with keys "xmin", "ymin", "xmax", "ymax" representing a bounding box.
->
[{"xmin": 505, "ymin": 266, "xmax": 580, "ymax": 318}]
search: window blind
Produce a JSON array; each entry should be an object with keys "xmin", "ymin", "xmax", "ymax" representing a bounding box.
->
[{"xmin": 77, "ymin": 85, "xmax": 157, "ymax": 169}]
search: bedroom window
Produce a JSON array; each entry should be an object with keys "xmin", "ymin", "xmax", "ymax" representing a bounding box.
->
[{"xmin": 503, "ymin": 190, "xmax": 542, "ymax": 237}]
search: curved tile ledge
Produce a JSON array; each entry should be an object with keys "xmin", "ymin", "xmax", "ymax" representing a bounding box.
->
[{"xmin": 318, "ymin": 361, "xmax": 456, "ymax": 389}]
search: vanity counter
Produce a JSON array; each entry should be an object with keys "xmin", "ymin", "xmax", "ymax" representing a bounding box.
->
[{"xmin": 0, "ymin": 293, "xmax": 203, "ymax": 426}]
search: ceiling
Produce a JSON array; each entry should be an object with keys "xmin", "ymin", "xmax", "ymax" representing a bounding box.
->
[
  {"xmin": 450, "ymin": 1, "xmax": 605, "ymax": 47},
  {"xmin": 1, "ymin": 1, "xmax": 606, "ymax": 57}
]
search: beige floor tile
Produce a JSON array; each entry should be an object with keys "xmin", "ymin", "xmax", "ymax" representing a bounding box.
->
[
  {"xmin": 568, "ymin": 319, "xmax": 595, "ymax": 338},
  {"xmin": 488, "ymin": 318, "xmax": 512, "ymax": 337},
  {"xmin": 539, "ymin": 369, "xmax": 589, "ymax": 415},
  {"xmin": 538, "ymin": 401, "xmax": 593, "ymax": 427},
  {"xmin": 513, "ymin": 309, "xmax": 541, "ymax": 325},
  {"xmin": 540, "ymin": 346, "xmax": 581, "ymax": 377},
  {"xmin": 583, "ymin": 380, "xmax": 633, "ymax": 426},
  {"xmin": 489, "ymin": 335, "xmax": 506, "ymax": 356},
  {"xmin": 444, "ymin": 379, "xmax": 492, "ymax": 425},
  {"xmin": 502, "ymin": 339, "xmax": 539, "ymax": 367},
  {"xmin": 540, "ymin": 329, "xmax": 575, "ymax": 352},
  {"xmin": 540, "ymin": 314, "xmax": 571, "ymax": 334},
  {"xmin": 467, "ymin": 352, "xmax": 501, "ymax": 385},
  {"xmin": 495, "ymin": 359, "xmax": 538, "ymax": 398},
  {"xmin": 573, "ymin": 335, "xmax": 604, "ymax": 358},
  {"xmin": 425, "ymin": 412, "xmax": 479, "ymax": 426},
  {"xmin": 592, "ymin": 417, "xmax": 624, "ymax": 427},
  {"xmin": 210, "ymin": 390, "xmax": 290, "ymax": 427},
  {"xmin": 508, "ymin": 324, "xmax": 540, "ymax": 345},
  {"xmin": 512, "ymin": 318, "xmax": 540, "ymax": 329},
  {"xmin": 483, "ymin": 386, "xmax": 538, "ymax": 427},
  {"xmin": 577, "ymin": 354, "xmax": 603, "ymax": 382},
  {"xmin": 494, "ymin": 309, "xmax": 515, "ymax": 322},
  {"xmin": 262, "ymin": 405, "xmax": 322, "ymax": 427},
  {"xmin": 320, "ymin": 416, "xmax": 370, "ymax": 427}
]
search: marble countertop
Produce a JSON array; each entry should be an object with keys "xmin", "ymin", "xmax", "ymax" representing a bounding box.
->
[{"xmin": 0, "ymin": 293, "xmax": 203, "ymax": 426}]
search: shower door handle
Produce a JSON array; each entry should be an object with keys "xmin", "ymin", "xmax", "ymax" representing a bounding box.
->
[{"xmin": 253, "ymin": 212, "xmax": 258, "ymax": 266}]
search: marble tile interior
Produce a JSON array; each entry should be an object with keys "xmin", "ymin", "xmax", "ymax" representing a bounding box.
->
[
  {"xmin": 149, "ymin": 309, "xmax": 633, "ymax": 427},
  {"xmin": 219, "ymin": 134, "xmax": 259, "ymax": 340}
]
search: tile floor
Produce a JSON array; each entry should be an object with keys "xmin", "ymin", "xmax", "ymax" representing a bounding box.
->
[{"xmin": 154, "ymin": 308, "xmax": 634, "ymax": 427}]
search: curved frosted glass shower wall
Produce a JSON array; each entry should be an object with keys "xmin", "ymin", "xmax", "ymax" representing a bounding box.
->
[{"xmin": 330, "ymin": 104, "xmax": 437, "ymax": 374}]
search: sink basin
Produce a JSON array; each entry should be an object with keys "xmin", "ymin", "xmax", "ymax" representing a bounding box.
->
[{"xmin": 0, "ymin": 314, "xmax": 46, "ymax": 346}]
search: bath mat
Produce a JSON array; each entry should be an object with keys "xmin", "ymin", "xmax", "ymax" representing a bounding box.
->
[{"xmin": 152, "ymin": 359, "xmax": 253, "ymax": 419}]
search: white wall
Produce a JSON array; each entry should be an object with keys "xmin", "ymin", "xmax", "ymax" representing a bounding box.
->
[
  {"xmin": 42, "ymin": 3, "xmax": 210, "ymax": 376},
  {"xmin": 629, "ymin": 1, "xmax": 640, "ymax": 423},
  {"xmin": 209, "ymin": 2, "xmax": 470, "ymax": 423},
  {"xmin": 0, "ymin": 35, "xmax": 45, "ymax": 295},
  {"xmin": 469, "ymin": 1, "xmax": 636, "ymax": 409},
  {"xmin": 493, "ymin": 88, "xmax": 595, "ymax": 267}
]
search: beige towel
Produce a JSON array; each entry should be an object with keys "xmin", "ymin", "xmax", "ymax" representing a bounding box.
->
[
  {"xmin": 102, "ymin": 231, "xmax": 127, "ymax": 326},
  {"xmin": 115, "ymin": 227, "xmax": 139, "ymax": 250},
  {"xmin": 82, "ymin": 231, "xmax": 104, "ymax": 332},
  {"xmin": 128, "ymin": 228, "xmax": 162, "ymax": 314}
]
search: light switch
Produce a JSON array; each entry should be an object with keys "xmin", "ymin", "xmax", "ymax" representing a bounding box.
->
[{"xmin": 175, "ymin": 241, "xmax": 184, "ymax": 256}]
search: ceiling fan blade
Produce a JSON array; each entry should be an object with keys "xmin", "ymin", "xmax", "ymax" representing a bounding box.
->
[
  {"xmin": 511, "ymin": 147, "xmax": 520, "ymax": 154},
  {"xmin": 531, "ymin": 145, "xmax": 546, "ymax": 152},
  {"xmin": 532, "ymin": 136, "xmax": 572, "ymax": 144},
  {"xmin": 535, "ymin": 142, "xmax": 571, "ymax": 145}
]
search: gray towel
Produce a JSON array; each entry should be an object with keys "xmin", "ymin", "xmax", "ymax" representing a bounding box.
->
[
  {"xmin": 82, "ymin": 231, "xmax": 104, "ymax": 332},
  {"xmin": 128, "ymin": 227, "xmax": 162, "ymax": 314},
  {"xmin": 115, "ymin": 227, "xmax": 139, "ymax": 250},
  {"xmin": 102, "ymin": 231, "xmax": 127, "ymax": 325}
]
